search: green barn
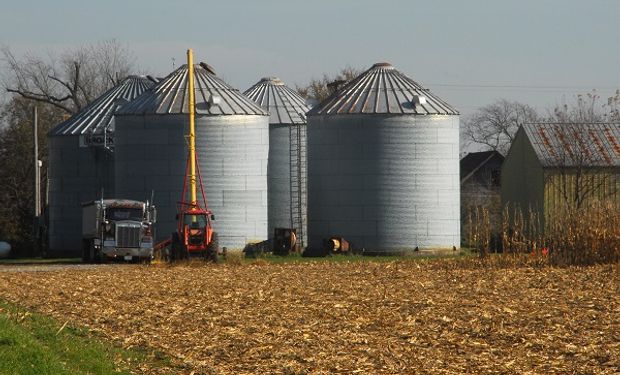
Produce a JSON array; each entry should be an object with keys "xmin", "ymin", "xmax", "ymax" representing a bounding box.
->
[{"xmin": 502, "ymin": 122, "xmax": 620, "ymax": 223}]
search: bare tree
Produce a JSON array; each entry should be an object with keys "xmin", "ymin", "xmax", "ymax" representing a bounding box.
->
[
  {"xmin": 0, "ymin": 40, "xmax": 136, "ymax": 255},
  {"xmin": 549, "ymin": 89, "xmax": 620, "ymax": 123},
  {"xmin": 608, "ymin": 89, "xmax": 620, "ymax": 121},
  {"xmin": 544, "ymin": 91, "xmax": 620, "ymax": 212},
  {"xmin": 1, "ymin": 39, "xmax": 135, "ymax": 115},
  {"xmin": 463, "ymin": 99, "xmax": 539, "ymax": 155},
  {"xmin": 544, "ymin": 125, "xmax": 611, "ymax": 211},
  {"xmin": 0, "ymin": 96, "xmax": 64, "ymax": 255},
  {"xmin": 296, "ymin": 66, "xmax": 362, "ymax": 103}
]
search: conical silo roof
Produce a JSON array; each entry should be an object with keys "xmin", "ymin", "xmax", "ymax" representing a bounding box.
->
[
  {"xmin": 117, "ymin": 64, "xmax": 268, "ymax": 116},
  {"xmin": 307, "ymin": 62, "xmax": 458, "ymax": 116},
  {"xmin": 243, "ymin": 77, "xmax": 309, "ymax": 124},
  {"xmin": 50, "ymin": 75, "xmax": 154, "ymax": 136}
]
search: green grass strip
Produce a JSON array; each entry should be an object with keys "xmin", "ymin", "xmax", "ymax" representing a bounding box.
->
[{"xmin": 0, "ymin": 300, "xmax": 164, "ymax": 375}]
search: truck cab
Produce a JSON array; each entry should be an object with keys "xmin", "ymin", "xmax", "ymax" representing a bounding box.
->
[{"xmin": 82, "ymin": 199, "xmax": 157, "ymax": 263}]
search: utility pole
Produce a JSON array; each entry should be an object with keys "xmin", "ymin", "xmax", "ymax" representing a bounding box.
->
[
  {"xmin": 34, "ymin": 106, "xmax": 41, "ymax": 218},
  {"xmin": 33, "ymin": 106, "xmax": 42, "ymax": 256}
]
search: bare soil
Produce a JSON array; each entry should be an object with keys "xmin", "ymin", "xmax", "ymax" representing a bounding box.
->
[{"xmin": 0, "ymin": 260, "xmax": 618, "ymax": 374}]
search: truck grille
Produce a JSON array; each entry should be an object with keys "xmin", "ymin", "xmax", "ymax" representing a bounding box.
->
[{"xmin": 116, "ymin": 224, "xmax": 141, "ymax": 248}]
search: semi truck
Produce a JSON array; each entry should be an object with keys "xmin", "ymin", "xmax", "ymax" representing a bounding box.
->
[{"xmin": 82, "ymin": 199, "xmax": 156, "ymax": 263}]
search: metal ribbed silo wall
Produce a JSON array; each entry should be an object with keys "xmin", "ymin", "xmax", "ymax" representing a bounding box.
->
[
  {"xmin": 115, "ymin": 114, "xmax": 269, "ymax": 249},
  {"xmin": 307, "ymin": 114, "xmax": 460, "ymax": 252},
  {"xmin": 114, "ymin": 115, "xmax": 187, "ymax": 243},
  {"xmin": 195, "ymin": 115, "xmax": 269, "ymax": 249},
  {"xmin": 267, "ymin": 124, "xmax": 307, "ymax": 245},
  {"xmin": 48, "ymin": 136, "xmax": 114, "ymax": 255}
]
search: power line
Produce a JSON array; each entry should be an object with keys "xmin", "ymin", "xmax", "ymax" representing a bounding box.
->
[{"xmin": 426, "ymin": 83, "xmax": 619, "ymax": 90}]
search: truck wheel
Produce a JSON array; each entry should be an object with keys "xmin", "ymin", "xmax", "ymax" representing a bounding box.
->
[
  {"xmin": 89, "ymin": 241, "xmax": 97, "ymax": 263},
  {"xmin": 181, "ymin": 245, "xmax": 189, "ymax": 260},
  {"xmin": 170, "ymin": 232, "xmax": 181, "ymax": 263},
  {"xmin": 93, "ymin": 247, "xmax": 102, "ymax": 264},
  {"xmin": 205, "ymin": 232, "xmax": 219, "ymax": 263},
  {"xmin": 82, "ymin": 240, "xmax": 91, "ymax": 263}
]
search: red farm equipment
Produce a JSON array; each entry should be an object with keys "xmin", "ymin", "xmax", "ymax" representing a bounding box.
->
[{"xmin": 158, "ymin": 49, "xmax": 219, "ymax": 262}]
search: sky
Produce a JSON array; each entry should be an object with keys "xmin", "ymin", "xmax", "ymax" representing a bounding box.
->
[{"xmin": 0, "ymin": 0, "xmax": 619, "ymax": 116}]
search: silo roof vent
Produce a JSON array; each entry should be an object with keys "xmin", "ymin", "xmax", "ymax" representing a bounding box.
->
[
  {"xmin": 412, "ymin": 94, "xmax": 427, "ymax": 106},
  {"xmin": 371, "ymin": 62, "xmax": 394, "ymax": 69},
  {"xmin": 199, "ymin": 62, "xmax": 216, "ymax": 75},
  {"xmin": 259, "ymin": 76, "xmax": 284, "ymax": 85},
  {"xmin": 209, "ymin": 94, "xmax": 222, "ymax": 106}
]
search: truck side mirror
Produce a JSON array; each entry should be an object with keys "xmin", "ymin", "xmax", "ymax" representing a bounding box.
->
[
  {"xmin": 210, "ymin": 214, "xmax": 215, "ymax": 220},
  {"xmin": 99, "ymin": 203, "xmax": 106, "ymax": 221},
  {"xmin": 150, "ymin": 207, "xmax": 157, "ymax": 223}
]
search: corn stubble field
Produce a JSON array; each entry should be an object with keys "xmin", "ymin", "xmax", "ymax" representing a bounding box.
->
[{"xmin": 0, "ymin": 259, "xmax": 618, "ymax": 374}]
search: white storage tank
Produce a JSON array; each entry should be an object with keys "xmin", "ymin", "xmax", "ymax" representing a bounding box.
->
[
  {"xmin": 115, "ymin": 64, "xmax": 270, "ymax": 249},
  {"xmin": 47, "ymin": 76, "xmax": 154, "ymax": 255},
  {"xmin": 244, "ymin": 77, "xmax": 309, "ymax": 246},
  {"xmin": 306, "ymin": 62, "xmax": 460, "ymax": 252}
]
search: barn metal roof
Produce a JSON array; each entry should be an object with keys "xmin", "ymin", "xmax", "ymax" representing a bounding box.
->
[
  {"xmin": 117, "ymin": 64, "xmax": 268, "ymax": 116},
  {"xmin": 243, "ymin": 77, "xmax": 309, "ymax": 124},
  {"xmin": 307, "ymin": 62, "xmax": 458, "ymax": 116},
  {"xmin": 522, "ymin": 122, "xmax": 620, "ymax": 167},
  {"xmin": 50, "ymin": 75, "xmax": 154, "ymax": 136}
]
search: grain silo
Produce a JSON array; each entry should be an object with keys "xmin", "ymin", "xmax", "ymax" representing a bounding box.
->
[
  {"xmin": 306, "ymin": 62, "xmax": 460, "ymax": 252},
  {"xmin": 115, "ymin": 64, "xmax": 270, "ymax": 249},
  {"xmin": 243, "ymin": 77, "xmax": 310, "ymax": 246},
  {"xmin": 47, "ymin": 76, "xmax": 154, "ymax": 255}
]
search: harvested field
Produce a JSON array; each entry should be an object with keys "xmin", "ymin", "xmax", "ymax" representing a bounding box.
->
[{"xmin": 0, "ymin": 260, "xmax": 618, "ymax": 374}]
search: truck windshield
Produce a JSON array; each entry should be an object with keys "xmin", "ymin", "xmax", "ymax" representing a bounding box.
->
[{"xmin": 106, "ymin": 208, "xmax": 143, "ymax": 221}]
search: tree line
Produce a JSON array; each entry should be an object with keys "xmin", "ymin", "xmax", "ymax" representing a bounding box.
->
[
  {"xmin": 0, "ymin": 40, "xmax": 134, "ymax": 255},
  {"xmin": 462, "ymin": 92, "xmax": 620, "ymax": 155}
]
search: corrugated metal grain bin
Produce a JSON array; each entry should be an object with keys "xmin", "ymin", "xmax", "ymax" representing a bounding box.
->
[
  {"xmin": 244, "ymin": 77, "xmax": 310, "ymax": 246},
  {"xmin": 47, "ymin": 76, "xmax": 154, "ymax": 255},
  {"xmin": 115, "ymin": 64, "xmax": 270, "ymax": 249},
  {"xmin": 306, "ymin": 62, "xmax": 460, "ymax": 252}
]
